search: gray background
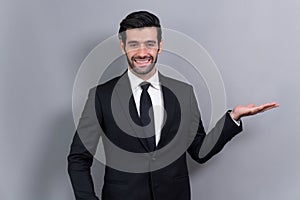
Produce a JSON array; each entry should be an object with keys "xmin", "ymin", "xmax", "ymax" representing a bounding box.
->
[{"xmin": 1, "ymin": 0, "xmax": 299, "ymax": 200}]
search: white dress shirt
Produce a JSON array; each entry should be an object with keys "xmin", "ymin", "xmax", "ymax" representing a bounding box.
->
[{"xmin": 127, "ymin": 69, "xmax": 164, "ymax": 146}]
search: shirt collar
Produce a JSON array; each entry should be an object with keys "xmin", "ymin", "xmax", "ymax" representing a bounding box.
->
[{"xmin": 127, "ymin": 69, "xmax": 160, "ymax": 91}]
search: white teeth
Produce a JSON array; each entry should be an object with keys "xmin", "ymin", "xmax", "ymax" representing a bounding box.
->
[{"xmin": 134, "ymin": 58, "xmax": 151, "ymax": 64}]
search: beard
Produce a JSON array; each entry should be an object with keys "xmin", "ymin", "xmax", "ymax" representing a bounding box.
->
[{"xmin": 126, "ymin": 54, "xmax": 158, "ymax": 76}]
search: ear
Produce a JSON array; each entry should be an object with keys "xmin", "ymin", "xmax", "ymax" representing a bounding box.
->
[
  {"xmin": 158, "ymin": 40, "xmax": 163, "ymax": 54},
  {"xmin": 120, "ymin": 40, "xmax": 125, "ymax": 54}
]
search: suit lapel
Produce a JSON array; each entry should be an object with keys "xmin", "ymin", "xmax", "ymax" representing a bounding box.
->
[
  {"xmin": 157, "ymin": 73, "xmax": 177, "ymax": 149},
  {"xmin": 114, "ymin": 72, "xmax": 151, "ymax": 151}
]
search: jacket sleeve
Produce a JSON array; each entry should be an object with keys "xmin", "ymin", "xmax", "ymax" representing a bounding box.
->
[
  {"xmin": 187, "ymin": 87, "xmax": 243, "ymax": 164},
  {"xmin": 67, "ymin": 87, "xmax": 102, "ymax": 200}
]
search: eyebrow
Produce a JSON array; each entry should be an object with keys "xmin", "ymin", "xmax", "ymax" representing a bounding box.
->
[
  {"xmin": 127, "ymin": 40, "xmax": 157, "ymax": 44},
  {"xmin": 145, "ymin": 40, "xmax": 157, "ymax": 43},
  {"xmin": 127, "ymin": 41, "xmax": 138, "ymax": 44}
]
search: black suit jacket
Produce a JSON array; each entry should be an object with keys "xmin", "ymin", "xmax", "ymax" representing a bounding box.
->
[{"xmin": 68, "ymin": 71, "xmax": 243, "ymax": 200}]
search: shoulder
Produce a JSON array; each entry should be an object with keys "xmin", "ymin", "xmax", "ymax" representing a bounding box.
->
[
  {"xmin": 159, "ymin": 72, "xmax": 193, "ymax": 91},
  {"xmin": 95, "ymin": 73, "xmax": 125, "ymax": 93}
]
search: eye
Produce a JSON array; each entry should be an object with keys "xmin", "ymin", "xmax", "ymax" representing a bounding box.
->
[
  {"xmin": 146, "ymin": 42, "xmax": 156, "ymax": 48},
  {"xmin": 128, "ymin": 43, "xmax": 138, "ymax": 48}
]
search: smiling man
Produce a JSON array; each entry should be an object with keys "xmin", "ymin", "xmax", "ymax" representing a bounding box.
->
[{"xmin": 68, "ymin": 11, "xmax": 279, "ymax": 200}]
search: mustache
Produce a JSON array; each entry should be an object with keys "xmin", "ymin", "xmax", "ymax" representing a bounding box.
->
[{"xmin": 131, "ymin": 55, "xmax": 153, "ymax": 61}]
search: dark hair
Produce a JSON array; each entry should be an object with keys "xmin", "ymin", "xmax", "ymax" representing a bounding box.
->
[{"xmin": 118, "ymin": 11, "xmax": 162, "ymax": 44}]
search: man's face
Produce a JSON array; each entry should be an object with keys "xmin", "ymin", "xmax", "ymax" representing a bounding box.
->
[{"xmin": 120, "ymin": 27, "xmax": 162, "ymax": 79}]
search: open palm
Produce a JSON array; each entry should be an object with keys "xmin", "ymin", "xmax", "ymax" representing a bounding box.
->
[{"xmin": 230, "ymin": 102, "xmax": 280, "ymax": 121}]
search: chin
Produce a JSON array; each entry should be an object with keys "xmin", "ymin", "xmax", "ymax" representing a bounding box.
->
[{"xmin": 133, "ymin": 64, "xmax": 155, "ymax": 74}]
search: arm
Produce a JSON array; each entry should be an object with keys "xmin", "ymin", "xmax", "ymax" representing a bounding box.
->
[
  {"xmin": 68, "ymin": 87, "xmax": 102, "ymax": 200},
  {"xmin": 187, "ymin": 111, "xmax": 243, "ymax": 163},
  {"xmin": 187, "ymin": 88, "xmax": 279, "ymax": 163}
]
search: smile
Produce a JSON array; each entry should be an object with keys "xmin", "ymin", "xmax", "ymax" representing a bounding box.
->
[{"xmin": 133, "ymin": 56, "xmax": 152, "ymax": 65}]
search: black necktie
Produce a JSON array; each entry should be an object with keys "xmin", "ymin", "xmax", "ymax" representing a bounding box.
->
[{"xmin": 140, "ymin": 82, "xmax": 156, "ymax": 151}]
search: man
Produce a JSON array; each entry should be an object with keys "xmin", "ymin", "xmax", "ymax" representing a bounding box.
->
[{"xmin": 68, "ymin": 11, "xmax": 279, "ymax": 200}]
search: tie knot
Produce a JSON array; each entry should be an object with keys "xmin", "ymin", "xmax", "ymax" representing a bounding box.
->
[{"xmin": 140, "ymin": 82, "xmax": 151, "ymax": 91}]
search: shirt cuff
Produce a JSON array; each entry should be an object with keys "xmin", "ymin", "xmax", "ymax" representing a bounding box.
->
[{"xmin": 228, "ymin": 111, "xmax": 241, "ymax": 126}]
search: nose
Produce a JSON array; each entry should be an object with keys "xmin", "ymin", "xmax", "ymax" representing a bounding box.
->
[{"xmin": 137, "ymin": 44, "xmax": 148, "ymax": 56}]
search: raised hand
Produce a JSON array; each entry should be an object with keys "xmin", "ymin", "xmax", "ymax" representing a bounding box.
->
[{"xmin": 230, "ymin": 102, "xmax": 280, "ymax": 121}]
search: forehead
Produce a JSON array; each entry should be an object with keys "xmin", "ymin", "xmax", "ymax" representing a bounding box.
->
[{"xmin": 125, "ymin": 27, "xmax": 158, "ymax": 42}]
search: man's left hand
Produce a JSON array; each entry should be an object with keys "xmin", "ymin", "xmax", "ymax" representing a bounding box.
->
[{"xmin": 230, "ymin": 102, "xmax": 280, "ymax": 121}]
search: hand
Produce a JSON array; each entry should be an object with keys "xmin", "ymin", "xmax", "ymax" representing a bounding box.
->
[{"xmin": 230, "ymin": 102, "xmax": 280, "ymax": 121}]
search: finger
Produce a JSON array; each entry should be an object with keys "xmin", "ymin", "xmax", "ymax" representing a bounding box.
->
[
  {"xmin": 262, "ymin": 103, "xmax": 279, "ymax": 109},
  {"xmin": 263, "ymin": 102, "xmax": 280, "ymax": 107},
  {"xmin": 251, "ymin": 104, "xmax": 277, "ymax": 114},
  {"xmin": 261, "ymin": 105, "xmax": 279, "ymax": 112},
  {"xmin": 258, "ymin": 102, "xmax": 279, "ymax": 110},
  {"xmin": 254, "ymin": 104, "xmax": 279, "ymax": 114}
]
